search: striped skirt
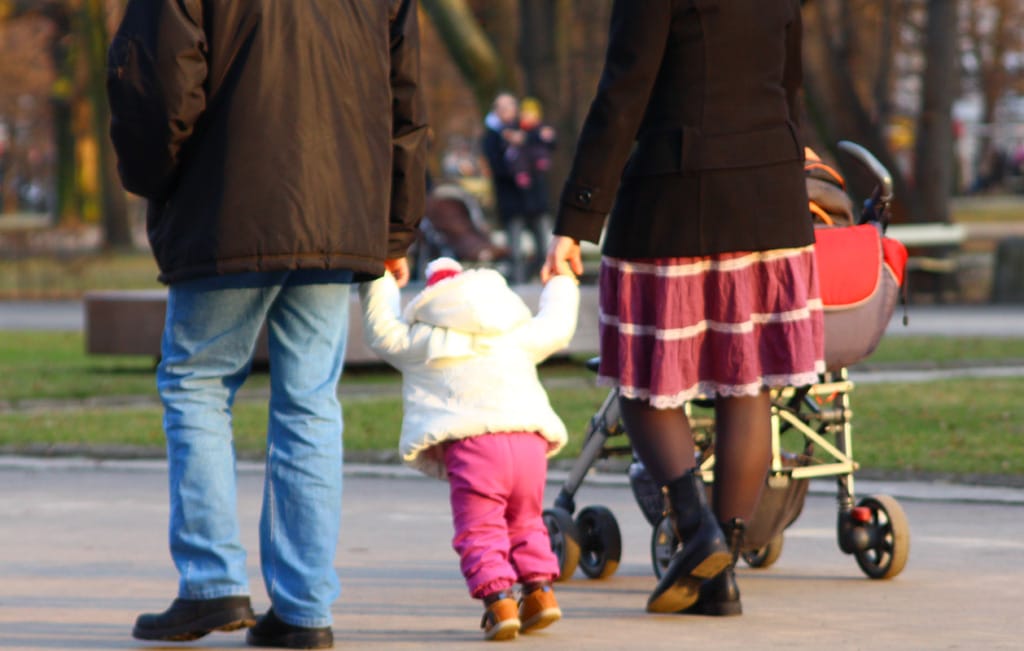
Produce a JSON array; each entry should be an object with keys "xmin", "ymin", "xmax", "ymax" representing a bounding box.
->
[{"xmin": 597, "ymin": 246, "xmax": 825, "ymax": 409}]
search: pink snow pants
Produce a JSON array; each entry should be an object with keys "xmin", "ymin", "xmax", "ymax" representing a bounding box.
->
[{"xmin": 443, "ymin": 432, "xmax": 560, "ymax": 599}]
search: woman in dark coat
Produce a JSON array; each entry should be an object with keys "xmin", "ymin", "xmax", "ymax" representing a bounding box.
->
[{"xmin": 542, "ymin": 0, "xmax": 822, "ymax": 616}]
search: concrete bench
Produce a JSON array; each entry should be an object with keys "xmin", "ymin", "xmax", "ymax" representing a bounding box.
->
[
  {"xmin": 885, "ymin": 222, "xmax": 967, "ymax": 303},
  {"xmin": 885, "ymin": 222, "xmax": 967, "ymax": 248},
  {"xmin": 84, "ymin": 283, "xmax": 601, "ymax": 365}
]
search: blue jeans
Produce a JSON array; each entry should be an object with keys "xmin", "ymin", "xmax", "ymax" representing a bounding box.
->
[{"xmin": 157, "ymin": 270, "xmax": 352, "ymax": 628}]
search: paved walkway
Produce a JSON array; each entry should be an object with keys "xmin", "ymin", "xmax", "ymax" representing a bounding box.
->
[
  {"xmin": 0, "ymin": 299, "xmax": 83, "ymax": 331},
  {"xmin": 884, "ymin": 304, "xmax": 1024, "ymax": 338},
  {"xmin": 3, "ymin": 460, "xmax": 1023, "ymax": 651}
]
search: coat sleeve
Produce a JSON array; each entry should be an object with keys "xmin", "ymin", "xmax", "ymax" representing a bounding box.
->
[
  {"xmin": 515, "ymin": 276, "xmax": 580, "ymax": 364},
  {"xmin": 106, "ymin": 0, "xmax": 208, "ymax": 202},
  {"xmin": 554, "ymin": 0, "xmax": 672, "ymax": 244},
  {"xmin": 388, "ymin": 0, "xmax": 429, "ymax": 258},
  {"xmin": 360, "ymin": 273, "xmax": 428, "ymax": 366},
  {"xmin": 783, "ymin": 0, "xmax": 804, "ymax": 127}
]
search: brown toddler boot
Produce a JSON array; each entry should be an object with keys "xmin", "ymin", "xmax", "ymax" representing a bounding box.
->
[
  {"xmin": 518, "ymin": 582, "xmax": 561, "ymax": 633},
  {"xmin": 481, "ymin": 591, "xmax": 520, "ymax": 641}
]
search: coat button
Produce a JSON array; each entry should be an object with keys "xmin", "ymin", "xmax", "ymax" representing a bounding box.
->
[{"xmin": 576, "ymin": 189, "xmax": 593, "ymax": 205}]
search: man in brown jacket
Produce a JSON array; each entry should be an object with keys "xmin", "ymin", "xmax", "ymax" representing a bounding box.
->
[{"xmin": 107, "ymin": 1, "xmax": 427, "ymax": 647}]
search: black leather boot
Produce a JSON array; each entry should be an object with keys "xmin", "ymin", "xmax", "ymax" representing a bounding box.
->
[
  {"xmin": 646, "ymin": 469, "xmax": 730, "ymax": 613},
  {"xmin": 132, "ymin": 596, "xmax": 256, "ymax": 641},
  {"xmin": 246, "ymin": 609, "xmax": 334, "ymax": 649},
  {"xmin": 682, "ymin": 518, "xmax": 746, "ymax": 616}
]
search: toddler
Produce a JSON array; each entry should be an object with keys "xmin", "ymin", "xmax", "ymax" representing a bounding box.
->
[{"xmin": 360, "ymin": 258, "xmax": 579, "ymax": 640}]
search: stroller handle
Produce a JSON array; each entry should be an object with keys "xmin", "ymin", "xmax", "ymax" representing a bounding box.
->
[{"xmin": 836, "ymin": 140, "xmax": 893, "ymax": 203}]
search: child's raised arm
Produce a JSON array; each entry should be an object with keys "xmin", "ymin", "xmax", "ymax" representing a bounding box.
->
[
  {"xmin": 359, "ymin": 272, "xmax": 429, "ymax": 366},
  {"xmin": 516, "ymin": 275, "xmax": 580, "ymax": 364}
]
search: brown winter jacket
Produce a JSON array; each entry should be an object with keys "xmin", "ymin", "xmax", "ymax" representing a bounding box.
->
[
  {"xmin": 107, "ymin": 0, "xmax": 427, "ymax": 283},
  {"xmin": 556, "ymin": 0, "xmax": 812, "ymax": 257}
]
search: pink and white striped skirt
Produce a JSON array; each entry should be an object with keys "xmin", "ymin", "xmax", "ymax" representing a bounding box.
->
[{"xmin": 597, "ymin": 246, "xmax": 826, "ymax": 409}]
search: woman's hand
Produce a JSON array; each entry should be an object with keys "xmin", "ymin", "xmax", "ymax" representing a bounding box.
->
[{"xmin": 540, "ymin": 235, "xmax": 583, "ymax": 283}]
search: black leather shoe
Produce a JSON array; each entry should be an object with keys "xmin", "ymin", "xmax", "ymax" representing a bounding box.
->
[
  {"xmin": 682, "ymin": 519, "xmax": 746, "ymax": 616},
  {"xmin": 646, "ymin": 470, "xmax": 730, "ymax": 613},
  {"xmin": 246, "ymin": 609, "xmax": 334, "ymax": 649},
  {"xmin": 132, "ymin": 596, "xmax": 256, "ymax": 641},
  {"xmin": 680, "ymin": 566, "xmax": 742, "ymax": 616}
]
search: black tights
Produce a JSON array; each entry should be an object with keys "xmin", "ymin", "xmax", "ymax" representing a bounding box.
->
[{"xmin": 619, "ymin": 391, "xmax": 772, "ymax": 523}]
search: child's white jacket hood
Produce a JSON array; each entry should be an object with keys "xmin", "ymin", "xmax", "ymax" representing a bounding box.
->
[
  {"xmin": 360, "ymin": 270, "xmax": 580, "ymax": 479},
  {"xmin": 401, "ymin": 269, "xmax": 534, "ymax": 364}
]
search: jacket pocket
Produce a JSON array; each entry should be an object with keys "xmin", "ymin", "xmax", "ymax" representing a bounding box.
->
[
  {"xmin": 624, "ymin": 122, "xmax": 803, "ymax": 177},
  {"xmin": 622, "ymin": 134, "xmax": 682, "ymax": 177}
]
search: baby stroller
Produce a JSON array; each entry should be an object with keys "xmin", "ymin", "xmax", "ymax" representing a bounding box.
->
[
  {"xmin": 411, "ymin": 182, "xmax": 508, "ymax": 280},
  {"xmin": 543, "ymin": 141, "xmax": 911, "ymax": 583}
]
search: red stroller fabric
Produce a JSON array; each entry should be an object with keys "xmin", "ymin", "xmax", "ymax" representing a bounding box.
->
[{"xmin": 814, "ymin": 224, "xmax": 908, "ymax": 371}]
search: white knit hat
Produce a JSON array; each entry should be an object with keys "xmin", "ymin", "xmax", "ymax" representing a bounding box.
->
[{"xmin": 424, "ymin": 257, "xmax": 463, "ymax": 286}]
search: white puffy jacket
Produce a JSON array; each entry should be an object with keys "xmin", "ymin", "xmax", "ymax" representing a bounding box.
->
[{"xmin": 360, "ymin": 270, "xmax": 580, "ymax": 479}]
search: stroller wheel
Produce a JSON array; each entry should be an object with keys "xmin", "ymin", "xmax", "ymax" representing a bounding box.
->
[
  {"xmin": 575, "ymin": 506, "xmax": 622, "ymax": 579},
  {"xmin": 742, "ymin": 533, "xmax": 784, "ymax": 569},
  {"xmin": 543, "ymin": 507, "xmax": 581, "ymax": 582},
  {"xmin": 853, "ymin": 494, "xmax": 910, "ymax": 579},
  {"xmin": 650, "ymin": 516, "xmax": 681, "ymax": 580}
]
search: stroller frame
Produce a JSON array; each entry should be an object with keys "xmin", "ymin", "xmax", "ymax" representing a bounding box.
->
[{"xmin": 544, "ymin": 142, "xmax": 911, "ymax": 584}]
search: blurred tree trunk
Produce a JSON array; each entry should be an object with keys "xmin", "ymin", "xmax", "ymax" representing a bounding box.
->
[
  {"xmin": 912, "ymin": 0, "xmax": 957, "ymax": 224},
  {"xmin": 82, "ymin": 0, "xmax": 131, "ymax": 247},
  {"xmin": 3, "ymin": 0, "xmax": 132, "ymax": 245},
  {"xmin": 519, "ymin": 1, "xmax": 558, "ymax": 103},
  {"xmin": 872, "ymin": 0, "xmax": 896, "ymax": 129},
  {"xmin": 421, "ymin": 0, "xmax": 511, "ymax": 114},
  {"xmin": 48, "ymin": 6, "xmax": 79, "ymax": 224},
  {"xmin": 519, "ymin": 0, "xmax": 572, "ymax": 207},
  {"xmin": 474, "ymin": 0, "xmax": 520, "ymax": 93},
  {"xmin": 1, "ymin": 0, "xmax": 75, "ymax": 220},
  {"xmin": 802, "ymin": 0, "xmax": 917, "ymax": 222}
]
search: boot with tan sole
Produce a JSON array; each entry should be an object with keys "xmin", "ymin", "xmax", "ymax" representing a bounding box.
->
[
  {"xmin": 646, "ymin": 469, "xmax": 731, "ymax": 613},
  {"xmin": 681, "ymin": 518, "xmax": 746, "ymax": 616},
  {"xmin": 519, "ymin": 582, "xmax": 561, "ymax": 633},
  {"xmin": 481, "ymin": 592, "xmax": 521, "ymax": 641}
]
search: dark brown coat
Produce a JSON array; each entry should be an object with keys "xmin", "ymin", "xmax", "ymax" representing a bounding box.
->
[
  {"xmin": 107, "ymin": 0, "xmax": 427, "ymax": 283},
  {"xmin": 555, "ymin": 0, "xmax": 812, "ymax": 257}
]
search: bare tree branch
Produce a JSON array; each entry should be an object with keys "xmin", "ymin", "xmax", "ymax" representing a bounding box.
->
[{"xmin": 421, "ymin": 0, "xmax": 509, "ymax": 113}]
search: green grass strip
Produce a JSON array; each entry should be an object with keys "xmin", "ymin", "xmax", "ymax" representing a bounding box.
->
[
  {"xmin": 3, "ymin": 331, "xmax": 1024, "ymax": 403},
  {"xmin": 1, "ymin": 378, "xmax": 1021, "ymax": 478}
]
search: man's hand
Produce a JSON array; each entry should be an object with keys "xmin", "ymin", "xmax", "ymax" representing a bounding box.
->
[
  {"xmin": 540, "ymin": 235, "xmax": 583, "ymax": 283},
  {"xmin": 384, "ymin": 257, "xmax": 410, "ymax": 287}
]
